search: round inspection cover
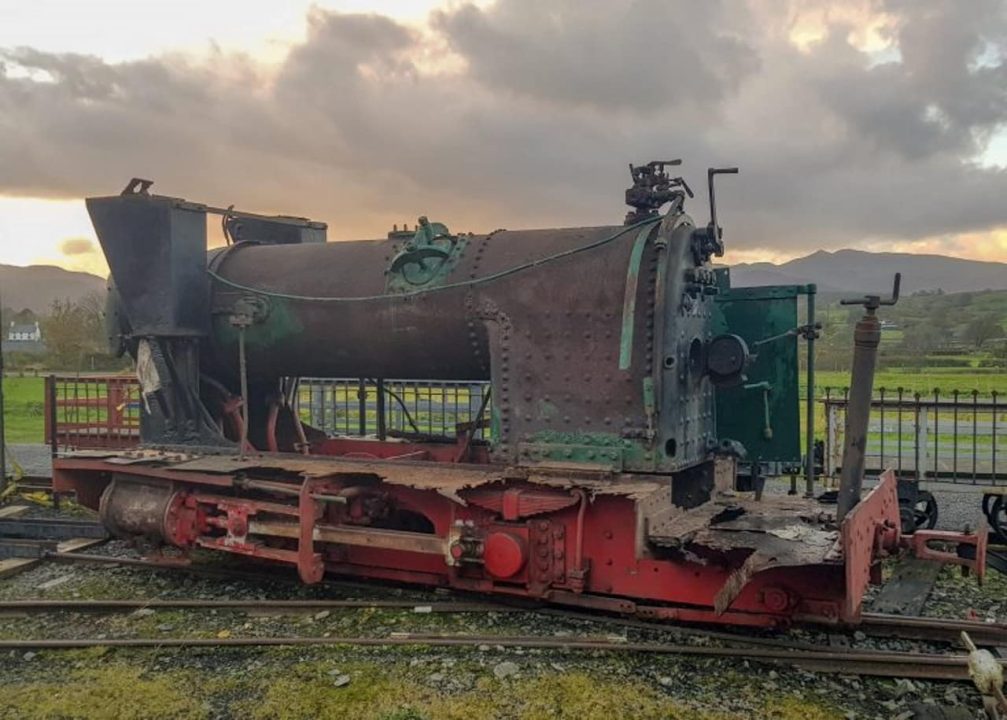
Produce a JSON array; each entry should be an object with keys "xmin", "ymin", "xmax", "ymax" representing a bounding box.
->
[{"xmin": 483, "ymin": 531, "xmax": 528, "ymax": 579}]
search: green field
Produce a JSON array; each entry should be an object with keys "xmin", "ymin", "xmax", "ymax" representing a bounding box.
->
[
  {"xmin": 811, "ymin": 369, "xmax": 1007, "ymax": 395},
  {"xmin": 1, "ymin": 376, "xmax": 45, "ymax": 443},
  {"xmin": 3, "ymin": 369, "xmax": 1005, "ymax": 450}
]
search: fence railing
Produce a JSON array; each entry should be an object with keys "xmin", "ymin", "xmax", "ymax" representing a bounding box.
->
[
  {"xmin": 43, "ymin": 375, "xmax": 1005, "ymax": 485},
  {"xmin": 297, "ymin": 378, "xmax": 490, "ymax": 440},
  {"xmin": 44, "ymin": 375, "xmax": 141, "ymax": 450},
  {"xmin": 44, "ymin": 375, "xmax": 490, "ymax": 451},
  {"xmin": 820, "ymin": 386, "xmax": 1005, "ymax": 485}
]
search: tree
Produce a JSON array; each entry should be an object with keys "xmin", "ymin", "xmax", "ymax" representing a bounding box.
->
[
  {"xmin": 900, "ymin": 322, "xmax": 943, "ymax": 355},
  {"xmin": 40, "ymin": 293, "xmax": 106, "ymax": 369},
  {"xmin": 962, "ymin": 315, "xmax": 1005, "ymax": 349}
]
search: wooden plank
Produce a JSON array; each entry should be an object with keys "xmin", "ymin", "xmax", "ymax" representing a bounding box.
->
[
  {"xmin": 871, "ymin": 557, "xmax": 942, "ymax": 616},
  {"xmin": 0, "ymin": 537, "xmax": 106, "ymax": 580},
  {"xmin": 56, "ymin": 537, "xmax": 107, "ymax": 554}
]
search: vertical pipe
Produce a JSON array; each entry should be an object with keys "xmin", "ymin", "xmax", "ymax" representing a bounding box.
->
[
  {"xmin": 376, "ymin": 378, "xmax": 387, "ymax": 441},
  {"xmin": 237, "ymin": 327, "xmax": 248, "ymax": 460},
  {"xmin": 836, "ymin": 308, "xmax": 882, "ymax": 521},
  {"xmin": 357, "ymin": 378, "xmax": 367, "ymax": 437},
  {"xmin": 805, "ymin": 284, "xmax": 816, "ymax": 497}
]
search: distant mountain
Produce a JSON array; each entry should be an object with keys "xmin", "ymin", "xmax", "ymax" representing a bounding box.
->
[
  {"xmin": 731, "ymin": 249, "xmax": 1007, "ymax": 296},
  {"xmin": 0, "ymin": 264, "xmax": 106, "ymax": 314},
  {"xmin": 0, "ymin": 248, "xmax": 1003, "ymax": 316}
]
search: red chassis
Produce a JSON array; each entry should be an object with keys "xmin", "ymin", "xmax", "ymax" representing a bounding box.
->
[{"xmin": 53, "ymin": 439, "xmax": 986, "ymax": 629}]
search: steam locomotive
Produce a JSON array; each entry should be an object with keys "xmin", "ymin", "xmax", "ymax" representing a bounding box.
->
[{"xmin": 53, "ymin": 163, "xmax": 982, "ymax": 628}]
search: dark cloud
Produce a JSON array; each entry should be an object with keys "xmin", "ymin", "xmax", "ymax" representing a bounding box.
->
[
  {"xmin": 0, "ymin": 0, "xmax": 1006, "ymax": 254},
  {"xmin": 59, "ymin": 237, "xmax": 95, "ymax": 255},
  {"xmin": 432, "ymin": 0, "xmax": 758, "ymax": 112}
]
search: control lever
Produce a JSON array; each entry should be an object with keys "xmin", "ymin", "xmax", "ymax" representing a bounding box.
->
[
  {"xmin": 836, "ymin": 273, "xmax": 901, "ymax": 521},
  {"xmin": 691, "ymin": 167, "xmax": 739, "ymax": 262},
  {"xmin": 839, "ymin": 273, "xmax": 901, "ymax": 310}
]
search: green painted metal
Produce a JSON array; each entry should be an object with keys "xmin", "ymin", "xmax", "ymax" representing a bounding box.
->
[
  {"xmin": 213, "ymin": 297, "xmax": 303, "ymax": 351},
  {"xmin": 713, "ymin": 275, "xmax": 801, "ymax": 463},
  {"xmin": 518, "ymin": 443, "xmax": 626, "ymax": 470},
  {"xmin": 385, "ymin": 218, "xmax": 468, "ymax": 293},
  {"xmin": 618, "ymin": 223, "xmax": 659, "ymax": 370},
  {"xmin": 642, "ymin": 376, "xmax": 656, "ymax": 440},
  {"xmin": 522, "ymin": 430, "xmax": 652, "ymax": 470}
]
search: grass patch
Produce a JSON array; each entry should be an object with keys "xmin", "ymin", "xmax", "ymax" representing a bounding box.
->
[
  {"xmin": 2, "ymin": 375, "xmax": 46, "ymax": 443},
  {"xmin": 229, "ymin": 663, "xmax": 842, "ymax": 720},
  {"xmin": 237, "ymin": 666, "xmax": 730, "ymax": 720},
  {"xmin": 812, "ymin": 370, "xmax": 1007, "ymax": 395},
  {"xmin": 0, "ymin": 665, "xmax": 207, "ymax": 720}
]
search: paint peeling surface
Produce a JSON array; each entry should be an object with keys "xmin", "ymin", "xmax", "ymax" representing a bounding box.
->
[
  {"xmin": 651, "ymin": 493, "xmax": 839, "ymax": 568},
  {"xmin": 61, "ymin": 448, "xmax": 670, "ymax": 497}
]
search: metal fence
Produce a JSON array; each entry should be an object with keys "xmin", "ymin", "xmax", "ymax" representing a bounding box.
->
[
  {"xmin": 298, "ymin": 378, "xmax": 490, "ymax": 439},
  {"xmin": 43, "ymin": 375, "xmax": 490, "ymax": 450},
  {"xmin": 44, "ymin": 374, "xmax": 141, "ymax": 450},
  {"xmin": 44, "ymin": 375, "xmax": 1003, "ymax": 484},
  {"xmin": 821, "ymin": 386, "xmax": 1005, "ymax": 485}
]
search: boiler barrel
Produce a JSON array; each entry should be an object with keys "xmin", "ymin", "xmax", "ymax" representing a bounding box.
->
[{"xmin": 208, "ymin": 225, "xmax": 630, "ymax": 382}]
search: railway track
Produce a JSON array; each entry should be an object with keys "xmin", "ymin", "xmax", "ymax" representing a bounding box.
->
[
  {"xmin": 2, "ymin": 539, "xmax": 1006, "ymax": 685},
  {"xmin": 36, "ymin": 550, "xmax": 1007, "ymax": 646},
  {"xmin": 0, "ymin": 630, "xmax": 991, "ymax": 682},
  {"xmin": 3, "ymin": 592, "xmax": 1005, "ymax": 648}
]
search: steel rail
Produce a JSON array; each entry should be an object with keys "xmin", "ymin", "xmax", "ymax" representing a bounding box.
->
[
  {"xmin": 0, "ymin": 599, "xmax": 513, "ymax": 613},
  {"xmin": 0, "ymin": 597, "xmax": 818, "ymax": 653},
  {"xmin": 860, "ymin": 612, "xmax": 1007, "ymax": 647},
  {"xmin": 31, "ymin": 550, "xmax": 1007, "ymax": 653},
  {"xmin": 0, "ymin": 633, "xmax": 988, "ymax": 681}
]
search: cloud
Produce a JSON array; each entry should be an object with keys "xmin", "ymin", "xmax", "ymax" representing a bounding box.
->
[
  {"xmin": 59, "ymin": 237, "xmax": 95, "ymax": 255},
  {"xmin": 0, "ymin": 0, "xmax": 1006, "ymax": 257},
  {"xmin": 432, "ymin": 0, "xmax": 759, "ymax": 112}
]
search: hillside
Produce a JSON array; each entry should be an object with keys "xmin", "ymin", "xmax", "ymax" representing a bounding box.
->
[
  {"xmin": 0, "ymin": 247, "xmax": 1004, "ymax": 317},
  {"xmin": 732, "ymin": 249, "xmax": 1007, "ymax": 296},
  {"xmin": 0, "ymin": 264, "xmax": 106, "ymax": 314}
]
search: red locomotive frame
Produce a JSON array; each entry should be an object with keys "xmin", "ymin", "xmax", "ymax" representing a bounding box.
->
[{"xmin": 54, "ymin": 431, "xmax": 986, "ymax": 629}]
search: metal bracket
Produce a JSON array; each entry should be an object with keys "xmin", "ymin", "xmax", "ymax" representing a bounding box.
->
[{"xmin": 121, "ymin": 178, "xmax": 153, "ymax": 196}]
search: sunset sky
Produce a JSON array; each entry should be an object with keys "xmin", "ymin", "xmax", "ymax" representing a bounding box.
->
[{"xmin": 1, "ymin": 0, "xmax": 1006, "ymax": 276}]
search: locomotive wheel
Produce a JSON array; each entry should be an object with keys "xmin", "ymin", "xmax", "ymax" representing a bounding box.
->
[
  {"xmin": 989, "ymin": 496, "xmax": 1007, "ymax": 542},
  {"xmin": 983, "ymin": 493, "xmax": 996, "ymax": 519},
  {"xmin": 912, "ymin": 490, "xmax": 938, "ymax": 531},
  {"xmin": 899, "ymin": 491, "xmax": 938, "ymax": 534}
]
